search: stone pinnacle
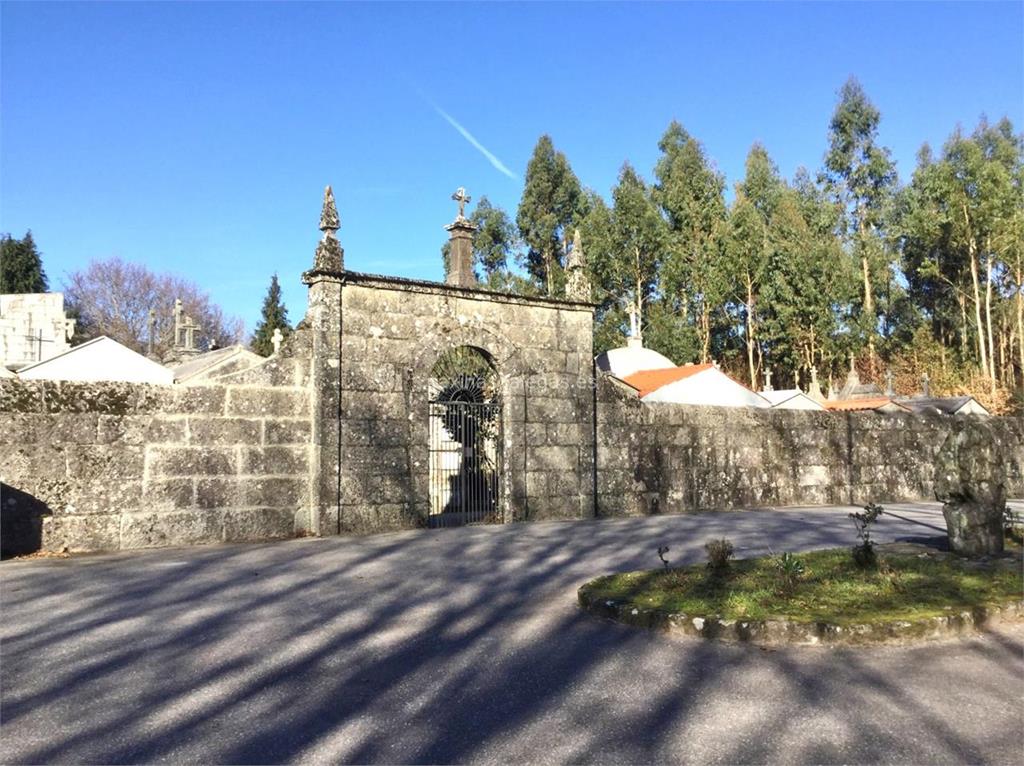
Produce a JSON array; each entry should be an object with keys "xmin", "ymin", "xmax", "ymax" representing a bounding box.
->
[{"xmin": 320, "ymin": 186, "xmax": 340, "ymax": 233}]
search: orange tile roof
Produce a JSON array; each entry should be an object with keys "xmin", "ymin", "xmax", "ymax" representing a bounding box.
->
[
  {"xmin": 823, "ymin": 397, "xmax": 899, "ymax": 412},
  {"xmin": 622, "ymin": 363, "xmax": 714, "ymax": 398}
]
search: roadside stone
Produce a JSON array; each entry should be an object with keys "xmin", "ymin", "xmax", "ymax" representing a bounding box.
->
[{"xmin": 934, "ymin": 420, "xmax": 1007, "ymax": 555}]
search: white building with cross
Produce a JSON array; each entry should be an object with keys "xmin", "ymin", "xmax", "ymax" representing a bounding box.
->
[{"xmin": 0, "ymin": 293, "xmax": 76, "ymax": 371}]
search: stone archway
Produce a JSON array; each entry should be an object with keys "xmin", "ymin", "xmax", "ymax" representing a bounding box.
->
[{"xmin": 427, "ymin": 346, "xmax": 502, "ymax": 527}]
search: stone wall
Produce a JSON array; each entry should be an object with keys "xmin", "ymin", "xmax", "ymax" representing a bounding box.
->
[
  {"xmin": 0, "ymin": 368, "xmax": 313, "ymax": 555},
  {"xmin": 333, "ymin": 272, "xmax": 595, "ymax": 533},
  {"xmin": 4, "ymin": 261, "xmax": 1022, "ymax": 557},
  {"xmin": 595, "ymin": 375, "xmax": 1024, "ymax": 516}
]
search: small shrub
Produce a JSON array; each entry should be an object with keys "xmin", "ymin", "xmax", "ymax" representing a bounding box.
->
[
  {"xmin": 852, "ymin": 543, "xmax": 878, "ymax": 569},
  {"xmin": 850, "ymin": 502, "xmax": 884, "ymax": 569},
  {"xmin": 774, "ymin": 552, "xmax": 805, "ymax": 594},
  {"xmin": 657, "ymin": 545, "xmax": 670, "ymax": 570},
  {"xmin": 704, "ymin": 538, "xmax": 734, "ymax": 571}
]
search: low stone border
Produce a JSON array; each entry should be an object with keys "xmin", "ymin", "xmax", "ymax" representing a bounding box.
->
[{"xmin": 577, "ymin": 590, "xmax": 1024, "ymax": 646}]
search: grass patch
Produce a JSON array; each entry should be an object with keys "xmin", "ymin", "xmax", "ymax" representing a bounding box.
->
[{"xmin": 581, "ymin": 548, "xmax": 1023, "ymax": 626}]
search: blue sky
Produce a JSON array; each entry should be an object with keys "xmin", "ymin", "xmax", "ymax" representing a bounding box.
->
[{"xmin": 2, "ymin": 1, "xmax": 1022, "ymax": 333}]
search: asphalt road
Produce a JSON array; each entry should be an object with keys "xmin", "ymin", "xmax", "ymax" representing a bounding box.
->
[{"xmin": 2, "ymin": 502, "xmax": 1022, "ymax": 765}]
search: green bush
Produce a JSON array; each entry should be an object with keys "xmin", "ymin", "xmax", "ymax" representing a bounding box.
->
[{"xmin": 704, "ymin": 538, "xmax": 734, "ymax": 571}]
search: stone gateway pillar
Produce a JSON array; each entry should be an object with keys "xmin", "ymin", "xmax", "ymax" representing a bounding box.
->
[
  {"xmin": 302, "ymin": 185, "xmax": 345, "ymax": 535},
  {"xmin": 445, "ymin": 187, "xmax": 478, "ymax": 288},
  {"xmin": 934, "ymin": 420, "xmax": 1007, "ymax": 556}
]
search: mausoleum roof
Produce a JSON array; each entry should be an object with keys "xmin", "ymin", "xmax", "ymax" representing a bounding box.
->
[{"xmin": 595, "ymin": 346, "xmax": 675, "ymax": 379}]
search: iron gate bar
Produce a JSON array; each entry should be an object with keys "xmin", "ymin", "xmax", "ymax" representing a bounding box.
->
[{"xmin": 428, "ymin": 399, "xmax": 500, "ymax": 528}]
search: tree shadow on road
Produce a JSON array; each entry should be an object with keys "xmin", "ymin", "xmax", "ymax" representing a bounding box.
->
[{"xmin": 1, "ymin": 509, "xmax": 1021, "ymax": 764}]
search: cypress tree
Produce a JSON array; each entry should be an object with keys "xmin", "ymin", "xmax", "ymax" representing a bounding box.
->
[
  {"xmin": 251, "ymin": 273, "xmax": 291, "ymax": 356},
  {"xmin": 0, "ymin": 230, "xmax": 49, "ymax": 293}
]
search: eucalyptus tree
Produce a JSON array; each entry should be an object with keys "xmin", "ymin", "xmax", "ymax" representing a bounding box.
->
[
  {"xmin": 653, "ymin": 121, "xmax": 728, "ymax": 362},
  {"xmin": 760, "ymin": 171, "xmax": 857, "ymax": 388},
  {"xmin": 900, "ymin": 118, "xmax": 1022, "ymax": 389},
  {"xmin": 725, "ymin": 145, "xmax": 786, "ymax": 386},
  {"xmin": 516, "ymin": 135, "xmax": 584, "ymax": 295},
  {"xmin": 581, "ymin": 168, "xmax": 670, "ymax": 355},
  {"xmin": 725, "ymin": 194, "xmax": 768, "ymax": 386},
  {"xmin": 821, "ymin": 78, "xmax": 897, "ymax": 371}
]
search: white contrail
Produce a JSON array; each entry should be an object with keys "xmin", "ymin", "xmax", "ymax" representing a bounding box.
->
[{"xmin": 432, "ymin": 104, "xmax": 518, "ymax": 180}]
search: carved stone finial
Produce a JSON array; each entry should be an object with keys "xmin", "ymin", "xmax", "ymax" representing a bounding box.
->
[
  {"xmin": 627, "ymin": 304, "xmax": 642, "ymax": 349},
  {"xmin": 884, "ymin": 369, "xmax": 895, "ymax": 397},
  {"xmin": 445, "ymin": 187, "xmax": 478, "ymax": 288},
  {"xmin": 807, "ymin": 365, "xmax": 825, "ymax": 403},
  {"xmin": 452, "ymin": 187, "xmax": 471, "ymax": 220},
  {"xmin": 764, "ymin": 368, "xmax": 773, "ymax": 392},
  {"xmin": 565, "ymin": 228, "xmax": 590, "ymax": 302},
  {"xmin": 272, "ymin": 327, "xmax": 284, "ymax": 355},
  {"xmin": 846, "ymin": 354, "xmax": 861, "ymax": 388},
  {"xmin": 922, "ymin": 372, "xmax": 931, "ymax": 398},
  {"xmin": 320, "ymin": 186, "xmax": 340, "ymax": 232},
  {"xmin": 307, "ymin": 185, "xmax": 344, "ymax": 277}
]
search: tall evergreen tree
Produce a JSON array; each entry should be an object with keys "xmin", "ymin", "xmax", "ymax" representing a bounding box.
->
[
  {"xmin": 898, "ymin": 118, "xmax": 1022, "ymax": 392},
  {"xmin": 0, "ymin": 230, "xmax": 49, "ymax": 293},
  {"xmin": 725, "ymin": 193, "xmax": 768, "ymax": 387},
  {"xmin": 251, "ymin": 274, "xmax": 291, "ymax": 356},
  {"xmin": 516, "ymin": 135, "xmax": 584, "ymax": 295},
  {"xmin": 588, "ymin": 163, "xmax": 668, "ymax": 348},
  {"xmin": 725, "ymin": 145, "xmax": 785, "ymax": 386},
  {"xmin": 822, "ymin": 77, "xmax": 897, "ymax": 372},
  {"xmin": 654, "ymin": 121, "xmax": 727, "ymax": 363}
]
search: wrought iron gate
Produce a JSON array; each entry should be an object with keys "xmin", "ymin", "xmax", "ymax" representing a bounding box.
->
[{"xmin": 428, "ymin": 399, "xmax": 500, "ymax": 527}]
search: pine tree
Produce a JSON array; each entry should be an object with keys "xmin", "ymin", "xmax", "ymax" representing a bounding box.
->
[
  {"xmin": 0, "ymin": 230, "xmax": 49, "ymax": 293},
  {"xmin": 251, "ymin": 274, "xmax": 291, "ymax": 356}
]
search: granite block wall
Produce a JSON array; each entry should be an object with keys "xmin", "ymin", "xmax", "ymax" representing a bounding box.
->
[
  {"xmin": 0, "ymin": 376, "xmax": 313, "ymax": 555},
  {"xmin": 333, "ymin": 273, "xmax": 595, "ymax": 534},
  {"xmin": 594, "ymin": 375, "xmax": 1024, "ymax": 517}
]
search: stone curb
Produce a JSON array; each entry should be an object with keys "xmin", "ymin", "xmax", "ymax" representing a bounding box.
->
[{"xmin": 577, "ymin": 589, "xmax": 1024, "ymax": 646}]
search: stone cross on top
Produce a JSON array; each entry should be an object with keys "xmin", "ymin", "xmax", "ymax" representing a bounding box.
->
[{"xmin": 452, "ymin": 187, "xmax": 471, "ymax": 220}]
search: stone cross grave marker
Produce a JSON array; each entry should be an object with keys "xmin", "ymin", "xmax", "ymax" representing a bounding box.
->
[{"xmin": 452, "ymin": 187, "xmax": 471, "ymax": 220}]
